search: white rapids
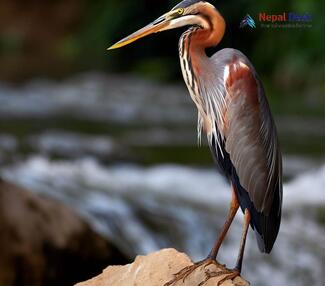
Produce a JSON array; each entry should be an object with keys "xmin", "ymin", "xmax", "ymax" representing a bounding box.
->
[{"xmin": 2, "ymin": 156, "xmax": 325, "ymax": 286}]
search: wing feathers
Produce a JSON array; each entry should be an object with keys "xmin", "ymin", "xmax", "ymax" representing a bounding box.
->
[{"xmin": 223, "ymin": 56, "xmax": 281, "ymax": 215}]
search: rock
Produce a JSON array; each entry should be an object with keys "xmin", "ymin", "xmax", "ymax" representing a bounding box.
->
[
  {"xmin": 75, "ymin": 248, "xmax": 250, "ymax": 286},
  {"xmin": 0, "ymin": 178, "xmax": 129, "ymax": 286}
]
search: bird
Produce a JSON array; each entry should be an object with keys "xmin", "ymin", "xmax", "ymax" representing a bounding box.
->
[{"xmin": 108, "ymin": 0, "xmax": 282, "ymax": 284}]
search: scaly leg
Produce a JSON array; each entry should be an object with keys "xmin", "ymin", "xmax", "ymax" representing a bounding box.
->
[
  {"xmin": 164, "ymin": 186, "xmax": 239, "ymax": 286},
  {"xmin": 234, "ymin": 208, "xmax": 251, "ymax": 272},
  {"xmin": 208, "ymin": 185, "xmax": 239, "ymax": 259},
  {"xmin": 201, "ymin": 208, "xmax": 251, "ymax": 285}
]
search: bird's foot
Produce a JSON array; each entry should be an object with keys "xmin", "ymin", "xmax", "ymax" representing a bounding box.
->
[
  {"xmin": 198, "ymin": 268, "xmax": 240, "ymax": 286},
  {"xmin": 164, "ymin": 258, "xmax": 225, "ymax": 286}
]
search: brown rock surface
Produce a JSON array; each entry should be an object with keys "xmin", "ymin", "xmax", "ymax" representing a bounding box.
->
[
  {"xmin": 75, "ymin": 248, "xmax": 250, "ymax": 286},
  {"xmin": 0, "ymin": 178, "xmax": 129, "ymax": 286}
]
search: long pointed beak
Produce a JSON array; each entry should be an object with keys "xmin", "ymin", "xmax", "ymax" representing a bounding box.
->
[{"xmin": 107, "ymin": 12, "xmax": 174, "ymax": 50}]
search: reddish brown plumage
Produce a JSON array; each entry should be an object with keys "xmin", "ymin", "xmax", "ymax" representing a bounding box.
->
[
  {"xmin": 187, "ymin": 3, "xmax": 225, "ymax": 78},
  {"xmin": 189, "ymin": 3, "xmax": 225, "ymax": 51},
  {"xmin": 225, "ymin": 58, "xmax": 258, "ymax": 106}
]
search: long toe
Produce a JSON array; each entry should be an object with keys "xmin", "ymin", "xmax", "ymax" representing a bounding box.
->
[
  {"xmin": 205, "ymin": 268, "xmax": 240, "ymax": 286},
  {"xmin": 164, "ymin": 258, "xmax": 215, "ymax": 286}
]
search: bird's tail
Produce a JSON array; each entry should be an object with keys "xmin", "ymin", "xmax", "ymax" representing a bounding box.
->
[
  {"xmin": 232, "ymin": 171, "xmax": 282, "ymax": 254},
  {"xmin": 254, "ymin": 190, "xmax": 282, "ymax": 253}
]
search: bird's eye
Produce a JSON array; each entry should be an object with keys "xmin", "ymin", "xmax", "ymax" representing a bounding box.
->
[{"xmin": 177, "ymin": 8, "xmax": 184, "ymax": 15}]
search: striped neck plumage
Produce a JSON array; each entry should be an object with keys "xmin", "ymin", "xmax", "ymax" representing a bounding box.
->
[
  {"xmin": 179, "ymin": 25, "xmax": 226, "ymax": 152},
  {"xmin": 179, "ymin": 27, "xmax": 206, "ymax": 143},
  {"xmin": 179, "ymin": 27, "xmax": 203, "ymax": 108}
]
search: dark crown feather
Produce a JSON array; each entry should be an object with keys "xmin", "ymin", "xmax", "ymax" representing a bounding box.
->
[{"xmin": 173, "ymin": 0, "xmax": 206, "ymax": 10}]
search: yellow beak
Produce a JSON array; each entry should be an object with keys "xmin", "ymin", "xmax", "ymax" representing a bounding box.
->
[{"xmin": 107, "ymin": 12, "xmax": 176, "ymax": 50}]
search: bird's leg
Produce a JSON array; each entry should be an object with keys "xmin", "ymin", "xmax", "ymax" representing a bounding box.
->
[
  {"xmin": 234, "ymin": 208, "xmax": 251, "ymax": 272},
  {"xmin": 208, "ymin": 186, "xmax": 239, "ymax": 260},
  {"xmin": 202, "ymin": 209, "xmax": 251, "ymax": 286},
  {"xmin": 164, "ymin": 187, "xmax": 239, "ymax": 286}
]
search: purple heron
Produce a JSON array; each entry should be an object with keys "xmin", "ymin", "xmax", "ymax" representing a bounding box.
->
[{"xmin": 108, "ymin": 0, "xmax": 282, "ymax": 284}]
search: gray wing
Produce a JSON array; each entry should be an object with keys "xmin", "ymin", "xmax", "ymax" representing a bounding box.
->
[{"xmin": 218, "ymin": 49, "xmax": 282, "ymax": 216}]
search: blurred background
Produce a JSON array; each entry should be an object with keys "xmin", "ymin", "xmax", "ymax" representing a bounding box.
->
[{"xmin": 0, "ymin": 0, "xmax": 324, "ymax": 286}]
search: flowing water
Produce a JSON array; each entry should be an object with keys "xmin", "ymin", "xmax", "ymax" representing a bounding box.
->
[{"xmin": 0, "ymin": 73, "xmax": 324, "ymax": 286}]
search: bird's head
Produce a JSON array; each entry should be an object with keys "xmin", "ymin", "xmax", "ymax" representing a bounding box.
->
[{"xmin": 107, "ymin": 0, "xmax": 224, "ymax": 50}]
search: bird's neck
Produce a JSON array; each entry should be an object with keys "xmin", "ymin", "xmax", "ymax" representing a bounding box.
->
[
  {"xmin": 178, "ymin": 8, "xmax": 225, "ymax": 138},
  {"xmin": 179, "ymin": 27, "xmax": 206, "ymax": 113},
  {"xmin": 179, "ymin": 7, "xmax": 225, "ymax": 78},
  {"xmin": 190, "ymin": 6, "xmax": 226, "ymax": 51}
]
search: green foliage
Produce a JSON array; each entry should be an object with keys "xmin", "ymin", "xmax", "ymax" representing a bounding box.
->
[
  {"xmin": 0, "ymin": 32, "xmax": 24, "ymax": 55},
  {"xmin": 104, "ymin": 0, "xmax": 324, "ymax": 113},
  {"xmin": 1, "ymin": 0, "xmax": 323, "ymax": 114},
  {"xmin": 132, "ymin": 57, "xmax": 176, "ymax": 81},
  {"xmin": 78, "ymin": 0, "xmax": 324, "ymax": 74}
]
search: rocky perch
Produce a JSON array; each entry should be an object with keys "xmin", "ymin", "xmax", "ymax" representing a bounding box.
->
[{"xmin": 75, "ymin": 248, "xmax": 250, "ymax": 286}]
